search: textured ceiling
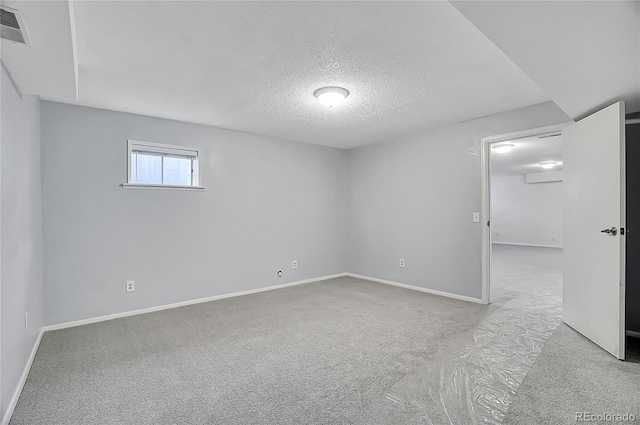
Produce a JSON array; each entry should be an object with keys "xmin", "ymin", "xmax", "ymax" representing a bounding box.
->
[
  {"xmin": 452, "ymin": 0, "xmax": 640, "ymax": 120},
  {"xmin": 4, "ymin": 1, "xmax": 636, "ymax": 149},
  {"xmin": 66, "ymin": 1, "xmax": 549, "ymax": 149},
  {"xmin": 491, "ymin": 135, "xmax": 563, "ymax": 176},
  {"xmin": 0, "ymin": 0, "xmax": 76, "ymax": 102}
]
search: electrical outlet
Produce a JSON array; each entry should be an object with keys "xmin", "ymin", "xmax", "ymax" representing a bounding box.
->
[
  {"xmin": 399, "ymin": 258, "xmax": 405, "ymax": 268},
  {"xmin": 126, "ymin": 280, "xmax": 135, "ymax": 293},
  {"xmin": 473, "ymin": 212, "xmax": 480, "ymax": 223},
  {"xmin": 292, "ymin": 260, "xmax": 297, "ymax": 269},
  {"xmin": 25, "ymin": 312, "xmax": 28, "ymax": 332}
]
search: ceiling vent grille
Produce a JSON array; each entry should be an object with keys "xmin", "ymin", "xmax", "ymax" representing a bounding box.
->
[
  {"xmin": 1, "ymin": 6, "xmax": 31, "ymax": 46},
  {"xmin": 538, "ymin": 133, "xmax": 562, "ymax": 140}
]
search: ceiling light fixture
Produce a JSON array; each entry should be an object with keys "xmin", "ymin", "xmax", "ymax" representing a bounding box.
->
[
  {"xmin": 314, "ymin": 86, "xmax": 349, "ymax": 108},
  {"xmin": 540, "ymin": 161, "xmax": 558, "ymax": 169},
  {"xmin": 492, "ymin": 144, "xmax": 514, "ymax": 154}
]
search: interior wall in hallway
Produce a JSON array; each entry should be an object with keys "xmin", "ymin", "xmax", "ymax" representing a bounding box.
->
[
  {"xmin": 491, "ymin": 174, "xmax": 563, "ymax": 248},
  {"xmin": 625, "ymin": 119, "xmax": 640, "ymax": 333}
]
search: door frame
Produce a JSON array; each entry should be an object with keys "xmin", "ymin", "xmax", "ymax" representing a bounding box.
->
[{"xmin": 480, "ymin": 123, "xmax": 570, "ymax": 304}]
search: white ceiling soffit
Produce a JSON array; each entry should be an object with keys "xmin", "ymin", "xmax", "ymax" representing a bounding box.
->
[
  {"xmin": 451, "ymin": 0, "xmax": 640, "ymax": 121},
  {"xmin": 69, "ymin": 1, "xmax": 550, "ymax": 149},
  {"xmin": 0, "ymin": 0, "xmax": 77, "ymax": 102},
  {"xmin": 491, "ymin": 134, "xmax": 563, "ymax": 176}
]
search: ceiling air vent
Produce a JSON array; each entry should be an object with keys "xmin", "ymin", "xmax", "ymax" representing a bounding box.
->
[
  {"xmin": 538, "ymin": 133, "xmax": 562, "ymax": 140},
  {"xmin": 1, "ymin": 6, "xmax": 31, "ymax": 46}
]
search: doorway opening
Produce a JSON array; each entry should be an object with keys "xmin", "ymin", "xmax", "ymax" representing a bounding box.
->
[
  {"xmin": 482, "ymin": 103, "xmax": 633, "ymax": 362},
  {"xmin": 481, "ymin": 124, "xmax": 568, "ymax": 305}
]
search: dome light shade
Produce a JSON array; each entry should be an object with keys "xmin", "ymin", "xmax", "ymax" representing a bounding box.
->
[
  {"xmin": 540, "ymin": 161, "xmax": 558, "ymax": 169},
  {"xmin": 314, "ymin": 87, "xmax": 349, "ymax": 108},
  {"xmin": 492, "ymin": 144, "xmax": 514, "ymax": 154}
]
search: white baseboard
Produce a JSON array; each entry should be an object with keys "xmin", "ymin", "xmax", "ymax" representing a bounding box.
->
[
  {"xmin": 345, "ymin": 273, "xmax": 483, "ymax": 304},
  {"xmin": 493, "ymin": 242, "xmax": 563, "ymax": 249},
  {"xmin": 2, "ymin": 329, "xmax": 44, "ymax": 425},
  {"xmin": 44, "ymin": 273, "xmax": 348, "ymax": 331},
  {"xmin": 7, "ymin": 272, "xmax": 477, "ymax": 424},
  {"xmin": 7, "ymin": 274, "xmax": 349, "ymax": 423}
]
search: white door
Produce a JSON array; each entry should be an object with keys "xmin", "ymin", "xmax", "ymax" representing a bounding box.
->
[{"xmin": 564, "ymin": 101, "xmax": 626, "ymax": 359}]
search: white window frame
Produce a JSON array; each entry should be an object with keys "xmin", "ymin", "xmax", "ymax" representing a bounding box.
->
[{"xmin": 122, "ymin": 140, "xmax": 205, "ymax": 190}]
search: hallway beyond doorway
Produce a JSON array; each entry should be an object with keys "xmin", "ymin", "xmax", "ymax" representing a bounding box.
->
[{"xmin": 491, "ymin": 243, "xmax": 563, "ymax": 305}]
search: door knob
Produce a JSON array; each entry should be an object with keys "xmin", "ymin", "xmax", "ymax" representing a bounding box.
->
[{"xmin": 601, "ymin": 227, "xmax": 618, "ymax": 236}]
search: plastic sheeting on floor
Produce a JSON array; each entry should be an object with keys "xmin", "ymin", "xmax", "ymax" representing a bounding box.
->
[{"xmin": 378, "ymin": 289, "xmax": 563, "ymax": 425}]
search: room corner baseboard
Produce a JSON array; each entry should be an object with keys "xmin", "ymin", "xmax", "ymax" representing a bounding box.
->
[
  {"xmin": 2, "ymin": 329, "xmax": 44, "ymax": 425},
  {"xmin": 345, "ymin": 273, "xmax": 483, "ymax": 304},
  {"xmin": 43, "ymin": 273, "xmax": 349, "ymax": 332},
  {"xmin": 10, "ymin": 271, "xmax": 476, "ymax": 425},
  {"xmin": 492, "ymin": 242, "xmax": 563, "ymax": 249}
]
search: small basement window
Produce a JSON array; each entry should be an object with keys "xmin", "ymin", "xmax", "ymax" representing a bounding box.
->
[{"xmin": 123, "ymin": 140, "xmax": 204, "ymax": 190}]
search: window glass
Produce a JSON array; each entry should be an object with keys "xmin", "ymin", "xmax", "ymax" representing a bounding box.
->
[
  {"xmin": 131, "ymin": 153, "xmax": 162, "ymax": 184},
  {"xmin": 163, "ymin": 156, "xmax": 192, "ymax": 186},
  {"xmin": 127, "ymin": 140, "xmax": 201, "ymax": 189}
]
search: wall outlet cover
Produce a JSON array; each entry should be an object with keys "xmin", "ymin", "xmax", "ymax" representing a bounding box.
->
[{"xmin": 126, "ymin": 280, "xmax": 135, "ymax": 293}]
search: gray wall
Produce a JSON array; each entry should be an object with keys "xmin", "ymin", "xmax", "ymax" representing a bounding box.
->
[
  {"xmin": 41, "ymin": 102, "xmax": 348, "ymax": 325},
  {"xmin": 1, "ymin": 63, "xmax": 43, "ymax": 421},
  {"xmin": 38, "ymin": 100, "xmax": 569, "ymax": 320},
  {"xmin": 491, "ymin": 174, "xmax": 563, "ymax": 247},
  {"xmin": 347, "ymin": 102, "xmax": 570, "ymax": 299}
]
